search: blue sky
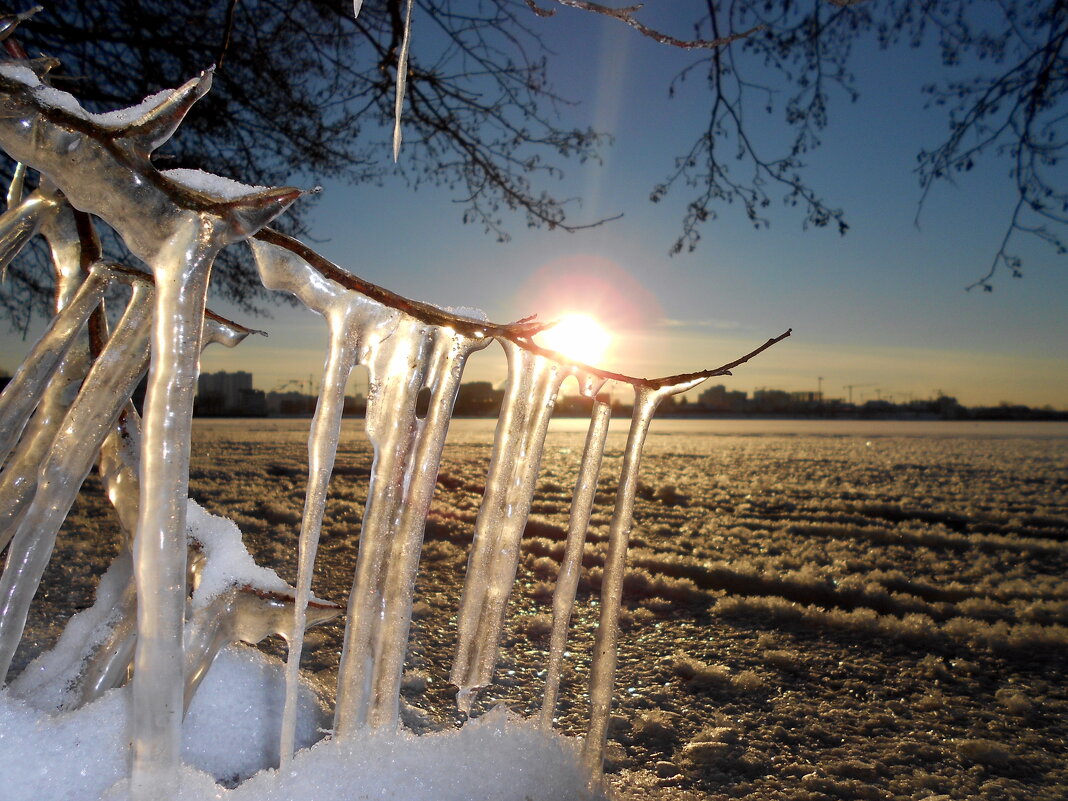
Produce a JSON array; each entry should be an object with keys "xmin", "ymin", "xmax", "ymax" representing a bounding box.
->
[{"xmin": 3, "ymin": 5, "xmax": 1067, "ymax": 408}]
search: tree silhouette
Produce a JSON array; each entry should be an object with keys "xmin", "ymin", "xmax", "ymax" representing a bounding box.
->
[
  {"xmin": 1, "ymin": 0, "xmax": 1064, "ymax": 330},
  {"xmin": 655, "ymin": 0, "xmax": 1068, "ymax": 290}
]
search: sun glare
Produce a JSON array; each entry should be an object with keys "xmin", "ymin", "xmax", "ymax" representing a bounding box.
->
[{"xmin": 536, "ymin": 313, "xmax": 612, "ymax": 366}]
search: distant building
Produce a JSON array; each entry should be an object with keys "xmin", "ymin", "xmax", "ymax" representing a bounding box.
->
[
  {"xmin": 454, "ymin": 381, "xmax": 504, "ymax": 416},
  {"xmin": 343, "ymin": 393, "xmax": 366, "ymax": 416},
  {"xmin": 266, "ymin": 390, "xmax": 314, "ymax": 416},
  {"xmin": 751, "ymin": 389, "xmax": 793, "ymax": 413},
  {"xmin": 698, "ymin": 383, "xmax": 748, "ymax": 412},
  {"xmin": 196, "ymin": 370, "xmax": 266, "ymax": 415}
]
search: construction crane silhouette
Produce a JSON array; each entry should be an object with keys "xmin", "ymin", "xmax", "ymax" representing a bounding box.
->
[
  {"xmin": 271, "ymin": 375, "xmax": 317, "ymax": 396},
  {"xmin": 843, "ymin": 383, "xmax": 875, "ymax": 405}
]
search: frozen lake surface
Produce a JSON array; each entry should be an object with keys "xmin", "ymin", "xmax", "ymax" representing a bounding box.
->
[{"xmin": 15, "ymin": 418, "xmax": 1068, "ymax": 800}]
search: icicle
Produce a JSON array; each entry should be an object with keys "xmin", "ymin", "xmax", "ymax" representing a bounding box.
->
[
  {"xmin": 392, "ymin": 0, "xmax": 414, "ymax": 162},
  {"xmin": 130, "ymin": 201, "xmax": 297, "ymax": 795},
  {"xmin": 581, "ymin": 377, "xmax": 705, "ymax": 779},
  {"xmin": 335, "ymin": 320, "xmax": 485, "ymax": 735},
  {"xmin": 451, "ymin": 341, "xmax": 565, "ymax": 710},
  {"xmin": 0, "ymin": 199, "xmax": 91, "ymax": 549},
  {"xmin": 79, "ymin": 310, "xmax": 259, "ymax": 708},
  {"xmin": 0, "ymin": 280, "xmax": 153, "ymax": 681},
  {"xmin": 5, "ymin": 161, "xmax": 26, "ymax": 208},
  {"xmin": 0, "ymin": 184, "xmax": 61, "ymax": 278},
  {"xmin": 280, "ymin": 318, "xmax": 356, "ymax": 759},
  {"xmin": 0, "ymin": 262, "xmax": 111, "ymax": 467},
  {"xmin": 249, "ymin": 237, "xmax": 399, "ymax": 761},
  {"xmin": 540, "ymin": 397, "xmax": 611, "ymax": 729}
]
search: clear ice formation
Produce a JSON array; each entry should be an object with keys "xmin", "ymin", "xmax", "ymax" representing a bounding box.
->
[
  {"xmin": 540, "ymin": 399, "xmax": 611, "ymax": 729},
  {"xmin": 0, "ymin": 25, "xmax": 789, "ymax": 799},
  {"xmin": 581, "ymin": 381, "xmax": 705, "ymax": 775},
  {"xmin": 0, "ymin": 277, "xmax": 153, "ymax": 681},
  {"xmin": 0, "ymin": 238, "xmax": 103, "ymax": 466},
  {"xmin": 0, "ymin": 200, "xmax": 92, "ymax": 543},
  {"xmin": 452, "ymin": 341, "xmax": 567, "ymax": 708}
]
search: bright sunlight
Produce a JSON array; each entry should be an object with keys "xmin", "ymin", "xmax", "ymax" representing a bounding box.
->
[{"xmin": 535, "ymin": 313, "xmax": 612, "ymax": 365}]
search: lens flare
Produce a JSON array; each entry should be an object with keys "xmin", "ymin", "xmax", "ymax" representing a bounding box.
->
[{"xmin": 536, "ymin": 313, "xmax": 611, "ymax": 365}]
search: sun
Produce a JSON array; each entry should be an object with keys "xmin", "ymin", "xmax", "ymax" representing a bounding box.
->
[{"xmin": 536, "ymin": 313, "xmax": 611, "ymax": 366}]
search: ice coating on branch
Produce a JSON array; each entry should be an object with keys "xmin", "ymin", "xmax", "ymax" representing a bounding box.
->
[
  {"xmin": 0, "ymin": 183, "xmax": 60, "ymax": 277},
  {"xmin": 451, "ymin": 341, "xmax": 565, "ymax": 708},
  {"xmin": 0, "ymin": 280, "xmax": 153, "ymax": 681},
  {"xmin": 0, "ymin": 64, "xmax": 194, "ymax": 131},
  {"xmin": 0, "ymin": 198, "xmax": 90, "ymax": 547},
  {"xmin": 183, "ymin": 581, "xmax": 341, "ymax": 714},
  {"xmin": 540, "ymin": 398, "xmax": 611, "ymax": 728},
  {"xmin": 203, "ymin": 313, "xmax": 264, "ymax": 348},
  {"xmin": 0, "ymin": 64, "xmax": 296, "ymax": 260},
  {"xmin": 0, "ymin": 262, "xmax": 109, "ymax": 469},
  {"xmin": 335, "ymin": 316, "xmax": 486, "ymax": 733},
  {"xmin": 581, "ymin": 376, "xmax": 706, "ymax": 776},
  {"xmin": 0, "ymin": 7, "xmax": 42, "ymax": 43}
]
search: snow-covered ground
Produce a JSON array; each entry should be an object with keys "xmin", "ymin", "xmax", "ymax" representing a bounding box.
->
[{"xmin": 12, "ymin": 419, "xmax": 1068, "ymax": 801}]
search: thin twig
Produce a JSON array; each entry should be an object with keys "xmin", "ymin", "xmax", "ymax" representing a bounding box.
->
[
  {"xmin": 217, "ymin": 0, "xmax": 241, "ymax": 71},
  {"xmin": 255, "ymin": 228, "xmax": 790, "ymax": 390},
  {"xmin": 526, "ymin": 0, "xmax": 763, "ymax": 49}
]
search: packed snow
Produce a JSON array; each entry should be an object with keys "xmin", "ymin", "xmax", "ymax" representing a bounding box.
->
[{"xmin": 2, "ymin": 642, "xmax": 599, "ymax": 801}]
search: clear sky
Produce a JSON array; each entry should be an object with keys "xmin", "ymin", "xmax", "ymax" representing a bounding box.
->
[{"xmin": 2, "ymin": 6, "xmax": 1067, "ymax": 408}]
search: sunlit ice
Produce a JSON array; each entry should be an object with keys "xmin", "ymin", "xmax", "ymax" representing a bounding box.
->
[{"xmin": 536, "ymin": 313, "xmax": 612, "ymax": 366}]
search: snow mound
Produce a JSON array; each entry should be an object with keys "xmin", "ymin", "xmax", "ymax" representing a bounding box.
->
[
  {"xmin": 3, "ymin": 644, "xmax": 603, "ymax": 801},
  {"xmin": 0, "ymin": 645, "xmax": 326, "ymax": 801}
]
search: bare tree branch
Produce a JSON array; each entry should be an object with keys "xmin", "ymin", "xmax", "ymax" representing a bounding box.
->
[{"xmin": 527, "ymin": 0, "xmax": 765, "ymax": 50}]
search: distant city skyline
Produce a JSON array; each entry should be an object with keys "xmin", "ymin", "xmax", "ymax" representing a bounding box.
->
[{"xmin": 174, "ymin": 368, "xmax": 1065, "ymax": 418}]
